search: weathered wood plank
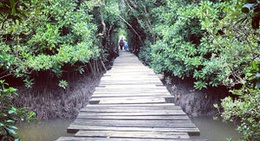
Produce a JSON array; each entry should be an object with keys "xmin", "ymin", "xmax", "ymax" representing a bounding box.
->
[
  {"xmin": 56, "ymin": 137, "xmax": 208, "ymax": 141},
  {"xmin": 77, "ymin": 115, "xmax": 190, "ymax": 120},
  {"xmin": 93, "ymin": 90, "xmax": 170, "ymax": 94},
  {"xmin": 77, "ymin": 111, "xmax": 186, "ymax": 116},
  {"xmin": 81, "ymin": 105, "xmax": 181, "ymax": 110},
  {"xmin": 87, "ymin": 103, "xmax": 176, "ymax": 107},
  {"xmin": 91, "ymin": 93, "xmax": 172, "ymax": 98},
  {"xmin": 97, "ymin": 97, "xmax": 167, "ymax": 104},
  {"xmin": 99, "ymin": 82, "xmax": 163, "ymax": 85},
  {"xmin": 89, "ymin": 96, "xmax": 174, "ymax": 103},
  {"xmin": 80, "ymin": 108, "xmax": 182, "ymax": 113},
  {"xmin": 67, "ymin": 125, "xmax": 200, "ymax": 135},
  {"xmin": 71, "ymin": 119, "xmax": 196, "ymax": 128},
  {"xmin": 94, "ymin": 88, "xmax": 169, "ymax": 93},
  {"xmin": 105, "ymin": 71, "xmax": 155, "ymax": 74},
  {"xmin": 101, "ymin": 75, "xmax": 159, "ymax": 77},
  {"xmin": 93, "ymin": 89, "xmax": 168, "ymax": 92},
  {"xmin": 95, "ymin": 85, "xmax": 166, "ymax": 89},
  {"xmin": 75, "ymin": 130, "xmax": 190, "ymax": 139},
  {"xmin": 101, "ymin": 77, "xmax": 160, "ymax": 80},
  {"xmin": 98, "ymin": 84, "xmax": 164, "ymax": 87}
]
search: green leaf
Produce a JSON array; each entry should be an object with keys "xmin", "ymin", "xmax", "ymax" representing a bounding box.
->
[
  {"xmin": 8, "ymin": 107, "xmax": 17, "ymax": 114},
  {"xmin": 10, "ymin": 0, "xmax": 16, "ymax": 15},
  {"xmin": 6, "ymin": 127, "xmax": 17, "ymax": 135},
  {"xmin": 194, "ymin": 81, "xmax": 207, "ymax": 90},
  {"xmin": 6, "ymin": 120, "xmax": 15, "ymax": 123},
  {"xmin": 28, "ymin": 111, "xmax": 35, "ymax": 118},
  {"xmin": 8, "ymin": 87, "xmax": 17, "ymax": 93},
  {"xmin": 7, "ymin": 125, "xmax": 18, "ymax": 130},
  {"xmin": 251, "ymin": 61, "xmax": 258, "ymax": 71}
]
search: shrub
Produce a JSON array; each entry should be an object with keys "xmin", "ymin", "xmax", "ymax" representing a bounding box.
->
[{"xmin": 0, "ymin": 80, "xmax": 35, "ymax": 140}]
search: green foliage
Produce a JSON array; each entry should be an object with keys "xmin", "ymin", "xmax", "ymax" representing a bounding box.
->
[
  {"xmin": 128, "ymin": 0, "xmax": 259, "ymax": 140},
  {"xmin": 221, "ymin": 93, "xmax": 260, "ymax": 140},
  {"xmin": 221, "ymin": 61, "xmax": 260, "ymax": 140},
  {"xmin": 0, "ymin": 80, "xmax": 35, "ymax": 140},
  {"xmin": 136, "ymin": 0, "xmax": 259, "ymax": 90},
  {"xmin": 1, "ymin": 0, "xmax": 259, "ymax": 140},
  {"xmin": 0, "ymin": 0, "xmax": 30, "ymax": 27},
  {"xmin": 0, "ymin": 0, "xmax": 100, "ymax": 86},
  {"xmin": 58, "ymin": 80, "xmax": 68, "ymax": 89}
]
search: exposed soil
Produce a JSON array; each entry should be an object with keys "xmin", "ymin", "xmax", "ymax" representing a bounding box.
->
[
  {"xmin": 162, "ymin": 76, "xmax": 230, "ymax": 117},
  {"xmin": 14, "ymin": 73, "xmax": 103, "ymax": 120}
]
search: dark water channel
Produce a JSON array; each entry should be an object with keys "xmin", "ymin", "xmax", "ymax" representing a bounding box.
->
[{"xmin": 18, "ymin": 117, "xmax": 241, "ymax": 141}]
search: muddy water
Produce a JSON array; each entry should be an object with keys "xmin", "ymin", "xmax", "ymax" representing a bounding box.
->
[
  {"xmin": 18, "ymin": 117, "xmax": 241, "ymax": 141},
  {"xmin": 17, "ymin": 119, "xmax": 73, "ymax": 141},
  {"xmin": 191, "ymin": 116, "xmax": 241, "ymax": 141}
]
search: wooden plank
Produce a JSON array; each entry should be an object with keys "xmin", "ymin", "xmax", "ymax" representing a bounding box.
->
[
  {"xmin": 80, "ymin": 108, "xmax": 182, "ymax": 113},
  {"xmin": 67, "ymin": 125, "xmax": 200, "ymax": 135},
  {"xmin": 94, "ymin": 90, "xmax": 169, "ymax": 93},
  {"xmin": 56, "ymin": 137, "xmax": 208, "ymax": 141},
  {"xmin": 94, "ymin": 87, "xmax": 169, "ymax": 91},
  {"xmin": 95, "ymin": 85, "xmax": 168, "ymax": 88},
  {"xmin": 71, "ymin": 119, "xmax": 196, "ymax": 128},
  {"xmin": 81, "ymin": 105, "xmax": 181, "ymax": 110},
  {"xmin": 87, "ymin": 103, "xmax": 176, "ymax": 107},
  {"xmin": 93, "ymin": 91, "xmax": 170, "ymax": 95},
  {"xmin": 91, "ymin": 93, "xmax": 172, "ymax": 98},
  {"xmin": 102, "ymin": 75, "xmax": 161, "ymax": 78},
  {"xmin": 79, "ymin": 109, "xmax": 184, "ymax": 114},
  {"xmin": 89, "ymin": 96, "xmax": 174, "ymax": 103},
  {"xmin": 100, "ymin": 78, "xmax": 161, "ymax": 81},
  {"xmin": 99, "ymin": 82, "xmax": 163, "ymax": 85},
  {"xmin": 77, "ymin": 111, "xmax": 186, "ymax": 116},
  {"xmin": 96, "ymin": 98, "xmax": 174, "ymax": 104},
  {"xmin": 97, "ymin": 97, "xmax": 167, "ymax": 104},
  {"xmin": 77, "ymin": 115, "xmax": 190, "ymax": 120},
  {"xmin": 94, "ymin": 90, "xmax": 170, "ymax": 93},
  {"xmin": 101, "ymin": 77, "xmax": 160, "ymax": 80},
  {"xmin": 92, "ymin": 91, "xmax": 170, "ymax": 95},
  {"xmin": 106, "ymin": 70, "xmax": 154, "ymax": 73},
  {"xmin": 75, "ymin": 130, "xmax": 190, "ymax": 139},
  {"xmin": 97, "ymin": 84, "xmax": 163, "ymax": 86},
  {"xmin": 105, "ymin": 73, "xmax": 155, "ymax": 76}
]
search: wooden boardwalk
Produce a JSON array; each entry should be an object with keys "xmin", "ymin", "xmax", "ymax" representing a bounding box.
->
[{"xmin": 56, "ymin": 51, "xmax": 206, "ymax": 141}]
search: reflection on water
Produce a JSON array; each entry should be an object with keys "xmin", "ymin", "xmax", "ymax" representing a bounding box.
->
[
  {"xmin": 17, "ymin": 119, "xmax": 73, "ymax": 141},
  {"xmin": 191, "ymin": 116, "xmax": 241, "ymax": 141}
]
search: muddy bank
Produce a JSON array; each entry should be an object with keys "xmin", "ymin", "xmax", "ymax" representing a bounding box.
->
[
  {"xmin": 163, "ymin": 76, "xmax": 230, "ymax": 117},
  {"xmin": 14, "ymin": 73, "xmax": 103, "ymax": 120},
  {"xmin": 13, "ymin": 69, "xmax": 228, "ymax": 119}
]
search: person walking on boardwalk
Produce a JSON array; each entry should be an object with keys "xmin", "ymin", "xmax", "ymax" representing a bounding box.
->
[
  {"xmin": 119, "ymin": 37, "xmax": 124, "ymax": 50},
  {"xmin": 124, "ymin": 41, "xmax": 129, "ymax": 51}
]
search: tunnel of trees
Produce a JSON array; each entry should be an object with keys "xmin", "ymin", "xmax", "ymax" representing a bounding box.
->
[{"xmin": 0, "ymin": 0, "xmax": 259, "ymax": 140}]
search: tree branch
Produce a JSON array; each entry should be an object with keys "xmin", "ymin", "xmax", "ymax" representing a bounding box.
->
[
  {"xmin": 118, "ymin": 15, "xmax": 144, "ymax": 46},
  {"xmin": 97, "ymin": 5, "xmax": 106, "ymax": 37}
]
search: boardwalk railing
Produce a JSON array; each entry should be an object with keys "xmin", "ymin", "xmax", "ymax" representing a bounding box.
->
[{"xmin": 56, "ymin": 51, "xmax": 206, "ymax": 141}]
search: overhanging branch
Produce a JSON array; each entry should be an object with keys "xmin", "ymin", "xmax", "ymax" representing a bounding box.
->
[{"xmin": 118, "ymin": 15, "xmax": 144, "ymax": 46}]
